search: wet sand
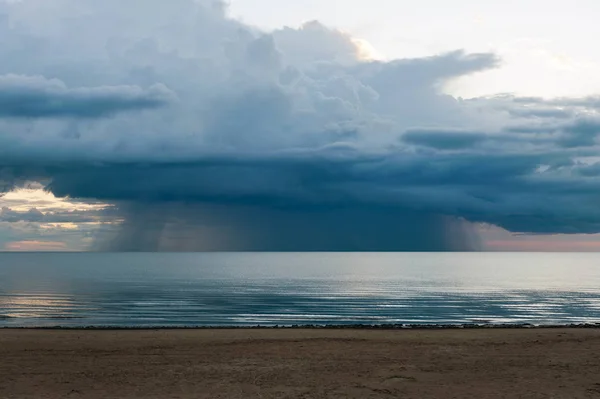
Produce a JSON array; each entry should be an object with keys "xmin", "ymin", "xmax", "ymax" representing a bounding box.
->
[{"xmin": 1, "ymin": 328, "xmax": 600, "ymax": 398}]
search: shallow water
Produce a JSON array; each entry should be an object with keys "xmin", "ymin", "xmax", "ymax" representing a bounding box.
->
[{"xmin": 1, "ymin": 252, "xmax": 599, "ymax": 327}]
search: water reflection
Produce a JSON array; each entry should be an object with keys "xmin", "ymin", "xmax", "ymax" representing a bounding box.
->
[
  {"xmin": 0, "ymin": 295, "xmax": 81, "ymax": 319},
  {"xmin": 0, "ymin": 253, "xmax": 599, "ymax": 327}
]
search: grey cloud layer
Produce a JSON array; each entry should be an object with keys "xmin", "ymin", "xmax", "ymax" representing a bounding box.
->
[
  {"xmin": 37, "ymin": 146, "xmax": 599, "ymax": 236},
  {"xmin": 0, "ymin": 0, "xmax": 599, "ymax": 250},
  {"xmin": 402, "ymin": 128, "xmax": 487, "ymax": 149},
  {"xmin": 0, "ymin": 206, "xmax": 113, "ymax": 224},
  {"xmin": 0, "ymin": 75, "xmax": 175, "ymax": 118}
]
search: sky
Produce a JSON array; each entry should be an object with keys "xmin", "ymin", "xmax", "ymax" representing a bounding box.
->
[
  {"xmin": 229, "ymin": 0, "xmax": 600, "ymax": 98},
  {"xmin": 2, "ymin": 0, "xmax": 600, "ymax": 251}
]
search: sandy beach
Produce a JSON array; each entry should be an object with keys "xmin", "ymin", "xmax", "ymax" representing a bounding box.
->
[{"xmin": 1, "ymin": 328, "xmax": 599, "ymax": 398}]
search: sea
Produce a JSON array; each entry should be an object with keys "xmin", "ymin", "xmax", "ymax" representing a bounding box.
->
[{"xmin": 1, "ymin": 252, "xmax": 599, "ymax": 328}]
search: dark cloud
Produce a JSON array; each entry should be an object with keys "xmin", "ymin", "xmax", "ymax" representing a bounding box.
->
[
  {"xmin": 503, "ymin": 117, "xmax": 600, "ymax": 148},
  {"xmin": 25, "ymin": 146, "xmax": 598, "ymax": 238},
  {"xmin": 0, "ymin": 75, "xmax": 175, "ymax": 119},
  {"xmin": 402, "ymin": 128, "xmax": 487, "ymax": 149},
  {"xmin": 94, "ymin": 202, "xmax": 478, "ymax": 252},
  {"xmin": 0, "ymin": 207, "xmax": 44, "ymax": 223},
  {"xmin": 575, "ymin": 162, "xmax": 600, "ymax": 177},
  {"xmin": 507, "ymin": 107, "xmax": 573, "ymax": 119},
  {"xmin": 556, "ymin": 119, "xmax": 600, "ymax": 148}
]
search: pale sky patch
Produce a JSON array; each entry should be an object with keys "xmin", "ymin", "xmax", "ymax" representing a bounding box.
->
[
  {"xmin": 39, "ymin": 222, "xmax": 80, "ymax": 230},
  {"xmin": 0, "ymin": 186, "xmax": 118, "ymax": 251},
  {"xmin": 480, "ymin": 225, "xmax": 600, "ymax": 252},
  {"xmin": 0, "ymin": 186, "xmax": 110, "ymax": 212},
  {"xmin": 3, "ymin": 240, "xmax": 69, "ymax": 252}
]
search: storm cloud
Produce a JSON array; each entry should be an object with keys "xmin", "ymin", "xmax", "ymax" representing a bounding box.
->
[
  {"xmin": 0, "ymin": 75, "xmax": 175, "ymax": 118},
  {"xmin": 1, "ymin": 0, "xmax": 600, "ymax": 250},
  {"xmin": 402, "ymin": 128, "xmax": 487, "ymax": 149}
]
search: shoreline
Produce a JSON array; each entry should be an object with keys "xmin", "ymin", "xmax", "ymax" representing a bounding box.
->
[{"xmin": 3, "ymin": 322, "xmax": 600, "ymax": 330}]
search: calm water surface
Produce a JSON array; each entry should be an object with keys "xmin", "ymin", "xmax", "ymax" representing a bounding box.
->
[{"xmin": 1, "ymin": 253, "xmax": 599, "ymax": 327}]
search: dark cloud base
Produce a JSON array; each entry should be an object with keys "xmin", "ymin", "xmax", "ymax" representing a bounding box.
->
[
  {"xmin": 0, "ymin": 75, "xmax": 174, "ymax": 119},
  {"xmin": 94, "ymin": 202, "xmax": 479, "ymax": 252}
]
